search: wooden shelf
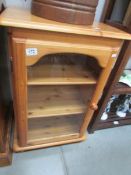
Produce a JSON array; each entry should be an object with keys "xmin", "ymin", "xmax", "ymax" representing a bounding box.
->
[
  {"xmin": 113, "ymin": 82, "xmax": 131, "ymax": 94},
  {"xmin": 27, "ymin": 64, "xmax": 97, "ymax": 85},
  {"xmin": 28, "ymin": 86, "xmax": 90, "ymax": 118},
  {"xmin": 28, "ymin": 115, "xmax": 83, "ymax": 145}
]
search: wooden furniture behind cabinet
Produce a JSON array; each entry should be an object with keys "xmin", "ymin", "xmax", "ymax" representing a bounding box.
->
[
  {"xmin": 88, "ymin": 0, "xmax": 131, "ymax": 132},
  {"xmin": 0, "ymin": 27, "xmax": 13, "ymax": 166},
  {"xmin": 88, "ymin": 41, "xmax": 131, "ymax": 132},
  {"xmin": 0, "ymin": 8, "xmax": 131, "ymax": 152}
]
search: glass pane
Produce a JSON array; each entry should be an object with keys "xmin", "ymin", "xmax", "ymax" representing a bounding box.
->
[
  {"xmin": 27, "ymin": 54, "xmax": 99, "ymax": 85},
  {"xmin": 28, "ymin": 114, "xmax": 84, "ymax": 145},
  {"xmin": 26, "ymin": 53, "xmax": 98, "ymax": 145},
  {"xmin": 27, "ymin": 85, "xmax": 95, "ymax": 118}
]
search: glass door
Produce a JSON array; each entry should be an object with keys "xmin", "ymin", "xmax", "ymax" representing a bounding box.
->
[{"xmin": 27, "ymin": 54, "xmax": 98, "ymax": 145}]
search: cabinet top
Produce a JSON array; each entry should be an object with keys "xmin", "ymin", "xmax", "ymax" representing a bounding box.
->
[{"xmin": 0, "ymin": 8, "xmax": 131, "ymax": 40}]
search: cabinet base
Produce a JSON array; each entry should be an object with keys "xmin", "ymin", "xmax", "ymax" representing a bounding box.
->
[{"xmin": 13, "ymin": 134, "xmax": 86, "ymax": 152}]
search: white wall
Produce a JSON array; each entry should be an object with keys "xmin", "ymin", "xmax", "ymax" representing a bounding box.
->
[
  {"xmin": 125, "ymin": 58, "xmax": 131, "ymax": 69},
  {"xmin": 4, "ymin": 0, "xmax": 31, "ymax": 9},
  {"xmin": 94, "ymin": 0, "xmax": 106, "ymax": 22}
]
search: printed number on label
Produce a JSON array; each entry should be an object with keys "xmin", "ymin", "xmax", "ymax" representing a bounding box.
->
[{"xmin": 26, "ymin": 48, "xmax": 38, "ymax": 56}]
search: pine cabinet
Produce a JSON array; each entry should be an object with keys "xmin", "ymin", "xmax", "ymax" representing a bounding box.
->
[{"xmin": 0, "ymin": 8, "xmax": 130, "ymax": 152}]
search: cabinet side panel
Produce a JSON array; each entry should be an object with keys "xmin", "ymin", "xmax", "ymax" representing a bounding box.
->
[{"xmin": 11, "ymin": 37, "xmax": 27, "ymax": 147}]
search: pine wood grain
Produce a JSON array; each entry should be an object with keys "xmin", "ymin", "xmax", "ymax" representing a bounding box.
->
[
  {"xmin": 27, "ymin": 64, "xmax": 97, "ymax": 85},
  {"xmin": 13, "ymin": 132, "xmax": 86, "ymax": 152},
  {"xmin": 28, "ymin": 86, "xmax": 91, "ymax": 118},
  {"xmin": 3, "ymin": 7, "xmax": 129, "ymax": 151},
  {"xmin": 12, "ymin": 37, "xmax": 28, "ymax": 147},
  {"xmin": 28, "ymin": 115, "xmax": 84, "ymax": 145},
  {"xmin": 0, "ymin": 8, "xmax": 131, "ymax": 40}
]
